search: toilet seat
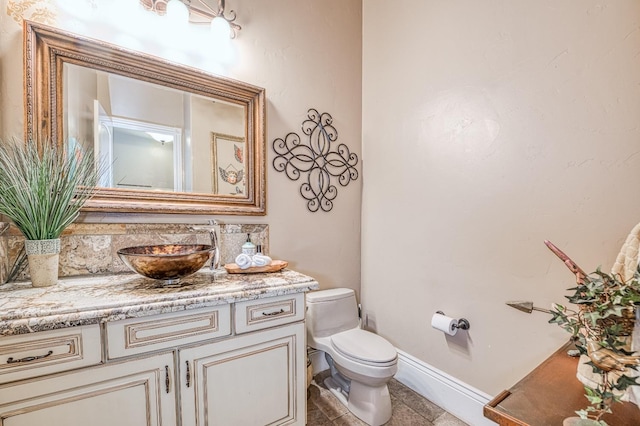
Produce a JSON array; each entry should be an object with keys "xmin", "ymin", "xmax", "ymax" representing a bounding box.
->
[
  {"xmin": 310, "ymin": 333, "xmax": 397, "ymax": 380},
  {"xmin": 331, "ymin": 329, "xmax": 397, "ymax": 367}
]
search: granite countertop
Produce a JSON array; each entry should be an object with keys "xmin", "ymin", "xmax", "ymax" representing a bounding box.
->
[{"xmin": 0, "ymin": 269, "xmax": 319, "ymax": 336}]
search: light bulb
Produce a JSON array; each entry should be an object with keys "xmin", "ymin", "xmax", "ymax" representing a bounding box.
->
[
  {"xmin": 210, "ymin": 16, "xmax": 233, "ymax": 64},
  {"xmin": 166, "ymin": 0, "xmax": 190, "ymax": 25},
  {"xmin": 210, "ymin": 16, "xmax": 231, "ymax": 40}
]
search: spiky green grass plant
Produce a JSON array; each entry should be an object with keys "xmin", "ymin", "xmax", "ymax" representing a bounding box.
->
[{"xmin": 0, "ymin": 138, "xmax": 101, "ymax": 240}]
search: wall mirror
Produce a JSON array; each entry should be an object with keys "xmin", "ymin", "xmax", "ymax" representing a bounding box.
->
[{"xmin": 24, "ymin": 21, "xmax": 266, "ymax": 215}]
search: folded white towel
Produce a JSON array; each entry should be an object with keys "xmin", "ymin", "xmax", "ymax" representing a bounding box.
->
[
  {"xmin": 251, "ymin": 254, "xmax": 272, "ymax": 267},
  {"xmin": 235, "ymin": 253, "xmax": 252, "ymax": 269}
]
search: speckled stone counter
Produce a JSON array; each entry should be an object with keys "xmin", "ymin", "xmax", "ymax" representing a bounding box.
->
[{"xmin": 0, "ymin": 269, "xmax": 319, "ymax": 336}]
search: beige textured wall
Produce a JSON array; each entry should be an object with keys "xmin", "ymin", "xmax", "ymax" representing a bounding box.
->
[
  {"xmin": 0, "ymin": 0, "xmax": 362, "ymax": 293},
  {"xmin": 362, "ymin": 1, "xmax": 640, "ymax": 395}
]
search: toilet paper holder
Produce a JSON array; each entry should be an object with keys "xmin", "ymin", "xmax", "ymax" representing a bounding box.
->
[{"xmin": 435, "ymin": 311, "xmax": 470, "ymax": 331}]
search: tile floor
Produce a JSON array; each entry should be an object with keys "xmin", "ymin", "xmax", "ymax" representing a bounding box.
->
[{"xmin": 307, "ymin": 371, "xmax": 469, "ymax": 425}]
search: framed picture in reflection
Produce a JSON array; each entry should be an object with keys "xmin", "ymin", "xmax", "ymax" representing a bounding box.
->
[{"xmin": 211, "ymin": 132, "xmax": 246, "ymax": 196}]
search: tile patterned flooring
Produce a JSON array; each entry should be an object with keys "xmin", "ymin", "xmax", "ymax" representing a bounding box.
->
[{"xmin": 307, "ymin": 371, "xmax": 469, "ymax": 425}]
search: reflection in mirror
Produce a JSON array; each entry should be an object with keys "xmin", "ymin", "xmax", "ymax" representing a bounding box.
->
[
  {"xmin": 212, "ymin": 132, "xmax": 246, "ymax": 195},
  {"xmin": 63, "ymin": 63, "xmax": 247, "ymax": 195},
  {"xmin": 110, "ymin": 123, "xmax": 178, "ymax": 191},
  {"xmin": 25, "ymin": 20, "xmax": 265, "ymax": 215}
]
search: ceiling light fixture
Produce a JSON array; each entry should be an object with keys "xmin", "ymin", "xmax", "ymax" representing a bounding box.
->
[
  {"xmin": 141, "ymin": 0, "xmax": 241, "ymax": 38},
  {"xmin": 147, "ymin": 132, "xmax": 174, "ymax": 145}
]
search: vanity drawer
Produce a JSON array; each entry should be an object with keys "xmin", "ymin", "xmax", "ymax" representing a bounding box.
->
[
  {"xmin": 234, "ymin": 293, "xmax": 305, "ymax": 334},
  {"xmin": 0, "ymin": 324, "xmax": 102, "ymax": 384},
  {"xmin": 106, "ymin": 305, "xmax": 231, "ymax": 359}
]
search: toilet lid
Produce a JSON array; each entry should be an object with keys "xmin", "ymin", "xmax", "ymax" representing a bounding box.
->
[{"xmin": 330, "ymin": 329, "xmax": 397, "ymax": 364}]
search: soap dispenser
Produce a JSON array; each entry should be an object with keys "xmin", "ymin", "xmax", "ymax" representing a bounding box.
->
[{"xmin": 241, "ymin": 234, "xmax": 257, "ymax": 256}]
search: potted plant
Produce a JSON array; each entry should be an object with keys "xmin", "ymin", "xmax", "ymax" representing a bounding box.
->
[
  {"xmin": 0, "ymin": 138, "xmax": 102, "ymax": 287},
  {"xmin": 511, "ymin": 240, "xmax": 640, "ymax": 426},
  {"xmin": 551, "ymin": 272, "xmax": 640, "ymax": 425}
]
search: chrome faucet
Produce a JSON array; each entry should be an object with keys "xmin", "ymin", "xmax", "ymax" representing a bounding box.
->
[{"xmin": 189, "ymin": 220, "xmax": 220, "ymax": 270}]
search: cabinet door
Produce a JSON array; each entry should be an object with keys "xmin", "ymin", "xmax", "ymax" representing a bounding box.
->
[
  {"xmin": 0, "ymin": 352, "xmax": 176, "ymax": 426},
  {"xmin": 180, "ymin": 322, "xmax": 305, "ymax": 426}
]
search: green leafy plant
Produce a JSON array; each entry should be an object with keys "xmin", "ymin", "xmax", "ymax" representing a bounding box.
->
[
  {"xmin": 0, "ymin": 138, "xmax": 102, "ymax": 240},
  {"xmin": 550, "ymin": 267, "xmax": 640, "ymax": 424}
]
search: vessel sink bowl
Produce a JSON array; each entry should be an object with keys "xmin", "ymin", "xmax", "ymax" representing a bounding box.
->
[{"xmin": 117, "ymin": 244, "xmax": 214, "ymax": 283}]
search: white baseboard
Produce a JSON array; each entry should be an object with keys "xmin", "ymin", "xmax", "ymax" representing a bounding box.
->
[{"xmin": 394, "ymin": 349, "xmax": 495, "ymax": 426}]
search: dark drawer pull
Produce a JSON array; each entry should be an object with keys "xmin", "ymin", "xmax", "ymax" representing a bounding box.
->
[
  {"xmin": 7, "ymin": 350, "xmax": 54, "ymax": 364},
  {"xmin": 262, "ymin": 309, "xmax": 285, "ymax": 317},
  {"xmin": 165, "ymin": 365, "xmax": 171, "ymax": 394}
]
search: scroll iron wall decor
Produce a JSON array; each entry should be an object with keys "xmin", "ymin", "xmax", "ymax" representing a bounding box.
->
[{"xmin": 272, "ymin": 109, "xmax": 359, "ymax": 212}]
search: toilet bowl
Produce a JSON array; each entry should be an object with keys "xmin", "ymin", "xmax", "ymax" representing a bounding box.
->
[{"xmin": 306, "ymin": 288, "xmax": 398, "ymax": 426}]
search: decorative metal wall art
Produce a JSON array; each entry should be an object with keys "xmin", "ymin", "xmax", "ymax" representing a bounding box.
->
[{"xmin": 272, "ymin": 109, "xmax": 359, "ymax": 212}]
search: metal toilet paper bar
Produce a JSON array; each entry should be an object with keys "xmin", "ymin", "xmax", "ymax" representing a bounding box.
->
[{"xmin": 435, "ymin": 311, "xmax": 470, "ymax": 331}]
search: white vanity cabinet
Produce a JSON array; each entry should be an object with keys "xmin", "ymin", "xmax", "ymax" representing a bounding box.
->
[
  {"xmin": 181, "ymin": 293, "xmax": 306, "ymax": 426},
  {"xmin": 180, "ymin": 322, "xmax": 305, "ymax": 426},
  {"xmin": 0, "ymin": 291, "xmax": 308, "ymax": 426},
  {"xmin": 0, "ymin": 351, "xmax": 177, "ymax": 426}
]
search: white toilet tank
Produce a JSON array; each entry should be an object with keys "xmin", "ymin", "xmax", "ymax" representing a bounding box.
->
[{"xmin": 306, "ymin": 288, "xmax": 360, "ymax": 338}]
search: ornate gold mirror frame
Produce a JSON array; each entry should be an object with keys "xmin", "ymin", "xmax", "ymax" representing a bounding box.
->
[{"xmin": 23, "ymin": 20, "xmax": 266, "ymax": 215}]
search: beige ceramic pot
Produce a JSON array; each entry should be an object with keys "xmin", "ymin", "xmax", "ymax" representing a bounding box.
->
[{"xmin": 24, "ymin": 239, "xmax": 61, "ymax": 288}]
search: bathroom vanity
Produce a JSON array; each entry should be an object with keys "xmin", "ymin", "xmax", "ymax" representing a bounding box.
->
[{"xmin": 0, "ymin": 269, "xmax": 318, "ymax": 425}]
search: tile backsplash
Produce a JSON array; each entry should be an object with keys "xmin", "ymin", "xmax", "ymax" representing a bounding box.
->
[{"xmin": 2, "ymin": 222, "xmax": 268, "ymax": 282}]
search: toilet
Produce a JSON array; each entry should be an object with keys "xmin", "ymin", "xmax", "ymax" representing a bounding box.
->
[{"xmin": 306, "ymin": 288, "xmax": 398, "ymax": 426}]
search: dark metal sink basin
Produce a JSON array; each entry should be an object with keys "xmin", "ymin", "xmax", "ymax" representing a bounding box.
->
[{"xmin": 117, "ymin": 244, "xmax": 214, "ymax": 284}]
